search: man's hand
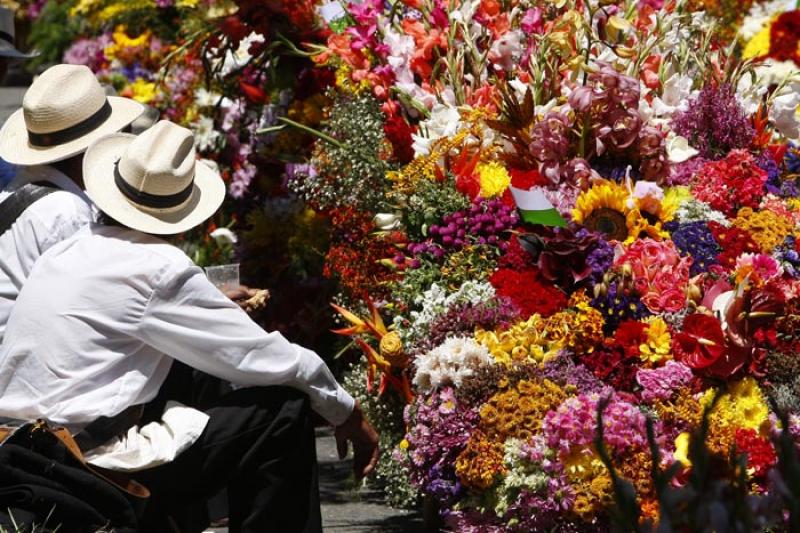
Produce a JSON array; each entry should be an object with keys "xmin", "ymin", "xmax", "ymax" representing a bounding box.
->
[
  {"xmin": 223, "ymin": 285, "xmax": 270, "ymax": 313},
  {"xmin": 334, "ymin": 402, "xmax": 379, "ymax": 479}
]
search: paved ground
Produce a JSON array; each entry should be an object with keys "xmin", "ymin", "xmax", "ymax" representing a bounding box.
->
[
  {"xmin": 0, "ymin": 86, "xmax": 24, "ymax": 124},
  {"xmin": 1, "ymin": 85, "xmax": 426, "ymax": 532}
]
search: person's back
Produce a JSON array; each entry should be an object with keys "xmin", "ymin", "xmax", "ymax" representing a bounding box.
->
[
  {"xmin": 0, "ymin": 165, "xmax": 93, "ymax": 341},
  {"xmin": 0, "ymin": 224, "xmax": 185, "ymax": 427}
]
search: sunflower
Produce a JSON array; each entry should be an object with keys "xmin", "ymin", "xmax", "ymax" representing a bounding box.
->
[{"xmin": 572, "ymin": 181, "xmax": 631, "ymax": 241}]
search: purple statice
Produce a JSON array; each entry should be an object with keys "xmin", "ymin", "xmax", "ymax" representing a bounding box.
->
[
  {"xmin": 541, "ymin": 351, "xmax": 606, "ymax": 394},
  {"xmin": 120, "ymin": 62, "xmax": 152, "ymax": 82},
  {"xmin": 671, "ymin": 83, "xmax": 754, "ymax": 160},
  {"xmin": 775, "ymin": 236, "xmax": 800, "ymax": 278},
  {"xmin": 417, "ymin": 298, "xmax": 519, "ymax": 354},
  {"xmin": 406, "ymin": 198, "xmax": 518, "ymax": 260},
  {"xmin": 62, "ymin": 34, "xmax": 112, "ymax": 71},
  {"xmin": 636, "ymin": 360, "xmax": 694, "ymax": 402},
  {"xmin": 666, "ymin": 156, "xmax": 706, "ymax": 186},
  {"xmin": 785, "ymin": 143, "xmax": 800, "ymax": 173},
  {"xmin": 443, "ymin": 509, "xmax": 505, "ymax": 532},
  {"xmin": 590, "ymin": 281, "xmax": 651, "ymax": 334},
  {"xmin": 542, "ymin": 392, "xmax": 650, "ymax": 455},
  {"xmin": 156, "ymin": 0, "xmax": 175, "ymax": 6},
  {"xmin": 586, "ymin": 238, "xmax": 614, "ymax": 284},
  {"xmin": 665, "ymin": 220, "xmax": 720, "ymax": 276},
  {"xmin": 402, "ymin": 388, "xmax": 478, "ymax": 505}
]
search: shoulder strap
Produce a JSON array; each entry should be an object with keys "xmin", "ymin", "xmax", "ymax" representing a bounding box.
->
[{"xmin": 0, "ymin": 182, "xmax": 58, "ymax": 236}]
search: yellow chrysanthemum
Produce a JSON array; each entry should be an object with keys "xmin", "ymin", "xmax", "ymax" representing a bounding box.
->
[
  {"xmin": 639, "ymin": 317, "xmax": 672, "ymax": 365},
  {"xmin": 701, "ymin": 377, "xmax": 769, "ymax": 431},
  {"xmin": 742, "ymin": 22, "xmax": 774, "ymax": 60},
  {"xmin": 127, "ymin": 78, "xmax": 157, "ymax": 104},
  {"xmin": 104, "ymin": 27, "xmax": 151, "ymax": 60},
  {"xmin": 477, "ymin": 161, "xmax": 511, "ymax": 198}
]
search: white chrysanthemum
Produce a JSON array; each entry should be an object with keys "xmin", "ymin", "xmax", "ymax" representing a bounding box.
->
[
  {"xmin": 192, "ymin": 116, "xmax": 222, "ymax": 152},
  {"xmin": 413, "ymin": 337, "xmax": 494, "ymax": 391}
]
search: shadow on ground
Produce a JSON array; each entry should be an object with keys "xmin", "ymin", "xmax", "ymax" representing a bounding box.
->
[{"xmin": 316, "ymin": 428, "xmax": 427, "ymax": 532}]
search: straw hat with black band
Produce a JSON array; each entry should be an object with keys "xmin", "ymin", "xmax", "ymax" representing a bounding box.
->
[
  {"xmin": 0, "ymin": 64, "xmax": 144, "ymax": 166},
  {"xmin": 0, "ymin": 7, "xmax": 37, "ymax": 59},
  {"xmin": 83, "ymin": 120, "xmax": 226, "ymax": 235}
]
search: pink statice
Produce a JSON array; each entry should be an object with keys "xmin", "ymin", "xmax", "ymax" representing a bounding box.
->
[
  {"xmin": 63, "ymin": 34, "xmax": 112, "ymax": 72},
  {"xmin": 542, "ymin": 393, "xmax": 649, "ymax": 454},
  {"xmin": 636, "ymin": 361, "xmax": 694, "ymax": 402}
]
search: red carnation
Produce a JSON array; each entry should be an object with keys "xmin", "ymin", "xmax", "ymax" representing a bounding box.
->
[
  {"xmin": 489, "ymin": 267, "xmax": 567, "ymax": 318},
  {"xmin": 734, "ymin": 428, "xmax": 776, "ymax": 479},
  {"xmin": 383, "ymin": 115, "xmax": 415, "ymax": 164}
]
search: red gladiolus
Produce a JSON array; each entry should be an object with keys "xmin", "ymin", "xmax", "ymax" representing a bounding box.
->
[{"xmin": 239, "ymin": 81, "xmax": 267, "ymax": 104}]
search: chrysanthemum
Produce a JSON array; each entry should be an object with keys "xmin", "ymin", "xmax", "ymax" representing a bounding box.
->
[{"xmin": 476, "ymin": 161, "xmax": 512, "ymax": 199}]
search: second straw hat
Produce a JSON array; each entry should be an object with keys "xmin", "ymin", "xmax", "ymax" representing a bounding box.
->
[{"xmin": 83, "ymin": 120, "xmax": 226, "ymax": 235}]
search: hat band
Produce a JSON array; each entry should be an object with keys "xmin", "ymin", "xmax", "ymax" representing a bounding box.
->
[
  {"xmin": 0, "ymin": 31, "xmax": 13, "ymax": 46},
  {"xmin": 27, "ymin": 100, "xmax": 112, "ymax": 147},
  {"xmin": 114, "ymin": 161, "xmax": 195, "ymax": 209}
]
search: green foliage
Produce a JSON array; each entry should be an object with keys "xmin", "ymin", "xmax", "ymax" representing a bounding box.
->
[
  {"xmin": 26, "ymin": 0, "xmax": 80, "ymax": 70},
  {"xmin": 404, "ymin": 174, "xmax": 471, "ymax": 241}
]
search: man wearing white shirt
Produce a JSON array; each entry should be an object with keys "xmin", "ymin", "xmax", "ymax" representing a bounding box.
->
[
  {"xmin": 0, "ymin": 121, "xmax": 379, "ymax": 532},
  {"xmin": 0, "ymin": 64, "xmax": 144, "ymax": 342}
]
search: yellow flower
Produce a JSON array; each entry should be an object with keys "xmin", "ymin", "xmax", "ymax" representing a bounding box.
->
[
  {"xmin": 673, "ymin": 432, "xmax": 692, "ymax": 467},
  {"xmin": 127, "ymin": 78, "xmax": 157, "ymax": 104},
  {"xmin": 572, "ymin": 181, "xmax": 631, "ymax": 241},
  {"xmin": 476, "ymin": 161, "xmax": 511, "ymax": 199},
  {"xmin": 701, "ymin": 377, "xmax": 769, "ymax": 431},
  {"xmin": 378, "ymin": 331, "xmax": 406, "ymax": 368},
  {"xmin": 742, "ymin": 22, "xmax": 774, "ymax": 60},
  {"xmin": 639, "ymin": 317, "xmax": 672, "ymax": 365},
  {"xmin": 104, "ymin": 27, "xmax": 151, "ymax": 61}
]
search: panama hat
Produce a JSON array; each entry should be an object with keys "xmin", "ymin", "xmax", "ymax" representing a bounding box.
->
[
  {"xmin": 0, "ymin": 7, "xmax": 37, "ymax": 59},
  {"xmin": 83, "ymin": 120, "xmax": 226, "ymax": 235},
  {"xmin": 0, "ymin": 64, "xmax": 144, "ymax": 165}
]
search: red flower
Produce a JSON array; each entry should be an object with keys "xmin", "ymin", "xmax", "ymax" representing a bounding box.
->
[
  {"xmin": 734, "ymin": 428, "xmax": 776, "ymax": 479},
  {"xmin": 220, "ymin": 16, "xmax": 251, "ymax": 44},
  {"xmin": 239, "ymin": 81, "xmax": 267, "ymax": 104},
  {"xmin": 509, "ymin": 168, "xmax": 547, "ymax": 190},
  {"xmin": 673, "ymin": 314, "xmax": 737, "ymax": 378},
  {"xmin": 708, "ymin": 222, "xmax": 760, "ymax": 270},
  {"xmin": 383, "ymin": 115, "xmax": 415, "ymax": 164},
  {"xmin": 613, "ymin": 320, "xmax": 649, "ymax": 358},
  {"xmin": 489, "ymin": 268, "xmax": 567, "ymax": 318}
]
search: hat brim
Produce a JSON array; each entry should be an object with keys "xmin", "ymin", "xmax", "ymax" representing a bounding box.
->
[
  {"xmin": 83, "ymin": 133, "xmax": 226, "ymax": 235},
  {"xmin": 0, "ymin": 41, "xmax": 38, "ymax": 58},
  {"xmin": 0, "ymin": 96, "xmax": 144, "ymax": 165}
]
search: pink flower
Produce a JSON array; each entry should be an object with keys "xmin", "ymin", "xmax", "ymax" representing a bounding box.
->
[{"xmin": 658, "ymin": 288, "xmax": 687, "ymax": 313}]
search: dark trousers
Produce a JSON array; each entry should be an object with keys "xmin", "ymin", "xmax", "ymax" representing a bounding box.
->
[{"xmin": 133, "ymin": 384, "xmax": 323, "ymax": 533}]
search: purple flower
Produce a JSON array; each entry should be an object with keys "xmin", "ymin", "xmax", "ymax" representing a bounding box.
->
[
  {"xmin": 590, "ymin": 281, "xmax": 651, "ymax": 334},
  {"xmin": 671, "ymin": 83, "xmax": 754, "ymax": 160},
  {"xmin": 665, "ymin": 220, "xmax": 720, "ymax": 276},
  {"xmin": 63, "ymin": 34, "xmax": 112, "ymax": 71}
]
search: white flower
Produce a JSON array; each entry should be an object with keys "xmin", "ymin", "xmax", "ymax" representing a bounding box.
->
[
  {"xmin": 192, "ymin": 116, "xmax": 222, "ymax": 152},
  {"xmin": 489, "ymin": 29, "xmax": 523, "ymax": 71},
  {"xmin": 373, "ymin": 213, "xmax": 403, "ymax": 231},
  {"xmin": 216, "ymin": 32, "xmax": 266, "ymax": 77},
  {"xmin": 770, "ymin": 83, "xmax": 800, "ymax": 140},
  {"xmin": 411, "ymin": 104, "xmax": 463, "ymax": 157},
  {"xmin": 194, "ymin": 88, "xmax": 222, "ymax": 108},
  {"xmin": 413, "ymin": 337, "xmax": 494, "ymax": 391},
  {"xmin": 666, "ymin": 134, "xmax": 699, "ymax": 163},
  {"xmin": 210, "ymin": 227, "xmax": 238, "ymax": 245}
]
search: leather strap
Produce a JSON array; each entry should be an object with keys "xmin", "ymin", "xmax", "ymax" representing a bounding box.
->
[{"xmin": 0, "ymin": 182, "xmax": 58, "ymax": 236}]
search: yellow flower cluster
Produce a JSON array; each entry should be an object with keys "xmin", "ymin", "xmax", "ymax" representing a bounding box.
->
[
  {"xmin": 287, "ymin": 94, "xmax": 330, "ymax": 127},
  {"xmin": 387, "ymin": 130, "xmax": 469, "ymax": 194},
  {"xmin": 562, "ymin": 451, "xmax": 613, "ymax": 520},
  {"xmin": 700, "ymin": 378, "xmax": 770, "ymax": 454},
  {"xmin": 742, "ymin": 21, "xmax": 775, "ymax": 60},
  {"xmin": 476, "ymin": 161, "xmax": 511, "ymax": 199},
  {"xmin": 479, "ymin": 379, "xmax": 568, "ymax": 441},
  {"xmin": 104, "ymin": 27, "xmax": 151, "ymax": 61},
  {"xmin": 653, "ymin": 387, "xmax": 703, "ymax": 429},
  {"xmin": 454, "ymin": 430, "xmax": 505, "ymax": 491},
  {"xmin": 334, "ymin": 64, "xmax": 372, "ymax": 95},
  {"xmin": 639, "ymin": 317, "xmax": 672, "ymax": 365},
  {"xmin": 126, "ymin": 78, "xmax": 157, "ymax": 104},
  {"xmin": 476, "ymin": 292, "xmax": 604, "ymax": 365},
  {"xmin": 616, "ymin": 450, "xmax": 655, "ymax": 499},
  {"xmin": 732, "ymin": 207, "xmax": 796, "ymax": 253}
]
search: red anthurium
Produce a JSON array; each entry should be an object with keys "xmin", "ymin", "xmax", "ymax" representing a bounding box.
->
[{"xmin": 673, "ymin": 314, "xmax": 726, "ymax": 370}]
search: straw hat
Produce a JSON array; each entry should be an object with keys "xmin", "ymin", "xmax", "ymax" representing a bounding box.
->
[
  {"xmin": 0, "ymin": 7, "xmax": 37, "ymax": 59},
  {"xmin": 83, "ymin": 120, "xmax": 226, "ymax": 235},
  {"xmin": 0, "ymin": 64, "xmax": 144, "ymax": 165}
]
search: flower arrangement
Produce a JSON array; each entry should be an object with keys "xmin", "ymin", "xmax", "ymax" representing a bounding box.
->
[{"xmin": 283, "ymin": 0, "xmax": 800, "ymax": 527}]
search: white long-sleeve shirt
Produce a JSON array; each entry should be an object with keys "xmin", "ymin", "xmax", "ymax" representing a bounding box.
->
[
  {"xmin": 0, "ymin": 224, "xmax": 354, "ymax": 469},
  {"xmin": 0, "ymin": 165, "xmax": 93, "ymax": 342}
]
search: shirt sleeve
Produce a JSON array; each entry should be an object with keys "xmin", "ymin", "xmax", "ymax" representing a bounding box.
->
[{"xmin": 139, "ymin": 263, "xmax": 355, "ymax": 426}]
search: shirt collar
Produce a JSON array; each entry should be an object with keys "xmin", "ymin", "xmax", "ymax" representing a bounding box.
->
[{"xmin": 6, "ymin": 164, "xmax": 93, "ymax": 208}]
